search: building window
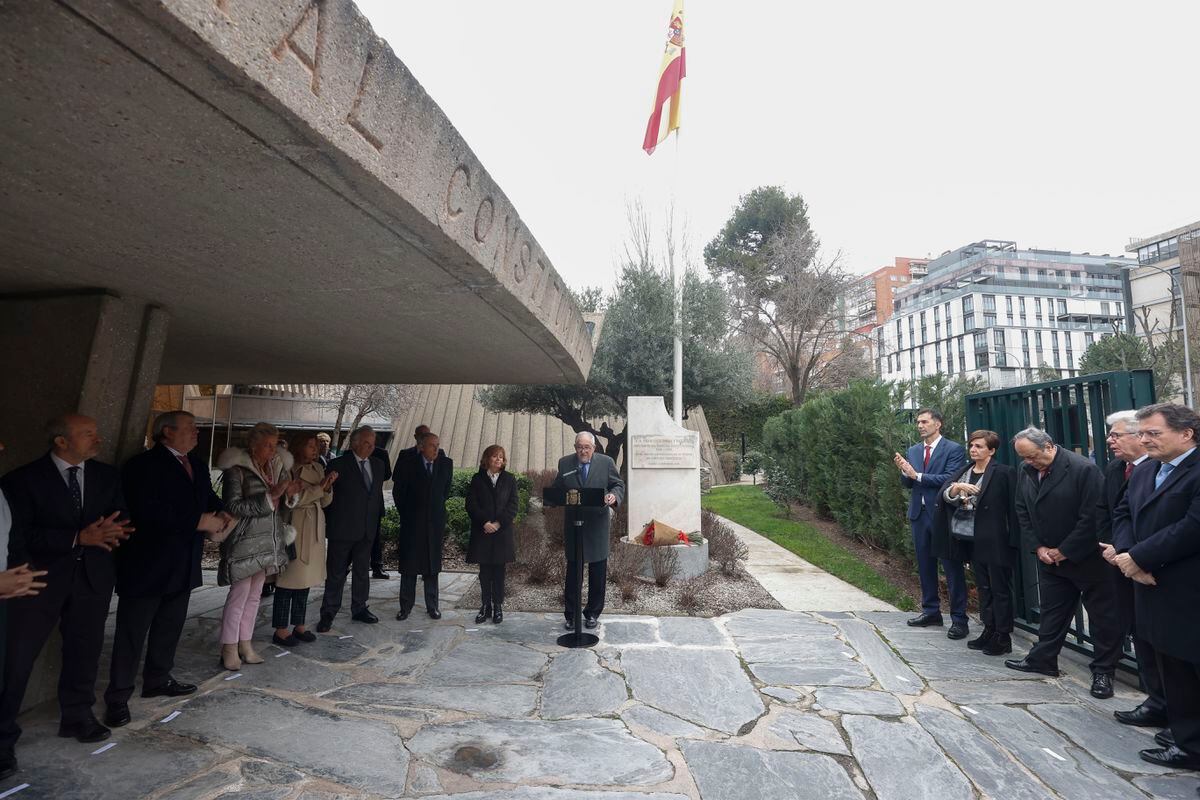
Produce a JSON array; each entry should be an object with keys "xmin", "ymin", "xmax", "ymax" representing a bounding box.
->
[
  {"xmin": 962, "ymin": 296, "xmax": 974, "ymax": 314},
  {"xmin": 933, "ymin": 306, "xmax": 940, "ymax": 323},
  {"xmin": 920, "ymin": 311, "xmax": 927, "ymax": 344},
  {"xmin": 983, "ymin": 295, "xmax": 996, "ymax": 312},
  {"xmin": 935, "ymin": 321, "xmax": 941, "ymax": 339},
  {"xmin": 984, "ymin": 312, "xmax": 997, "ymax": 327},
  {"xmin": 959, "ymin": 354, "xmax": 966, "ymax": 372},
  {"xmin": 1005, "ymin": 296, "xmax": 1014, "ymax": 323},
  {"xmin": 1019, "ymin": 297, "xmax": 1027, "ymax": 321},
  {"xmin": 1085, "ymin": 332, "xmax": 1095, "ymax": 346},
  {"xmin": 964, "ymin": 313, "xmax": 976, "ymax": 330},
  {"xmin": 1057, "ymin": 299, "xmax": 1067, "ymax": 316},
  {"xmin": 976, "ymin": 351, "xmax": 990, "ymax": 369},
  {"xmin": 1101, "ymin": 301, "xmax": 1110, "ymax": 316}
]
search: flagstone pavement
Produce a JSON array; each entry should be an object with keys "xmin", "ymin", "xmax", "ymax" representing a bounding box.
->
[{"xmin": 1, "ymin": 572, "xmax": 1194, "ymax": 800}]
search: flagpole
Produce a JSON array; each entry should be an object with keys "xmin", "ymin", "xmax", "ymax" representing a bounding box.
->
[{"xmin": 671, "ymin": 128, "xmax": 683, "ymax": 426}]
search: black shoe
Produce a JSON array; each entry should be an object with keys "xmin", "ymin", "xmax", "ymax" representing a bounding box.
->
[
  {"xmin": 372, "ymin": 568, "xmax": 390, "ymax": 580},
  {"xmin": 58, "ymin": 717, "xmax": 111, "ymax": 743},
  {"xmin": 1139, "ymin": 745, "xmax": 1200, "ymax": 770},
  {"xmin": 564, "ymin": 619, "xmax": 575, "ymax": 630},
  {"xmin": 493, "ymin": 606, "xmax": 503, "ymax": 624},
  {"xmin": 1004, "ymin": 658, "xmax": 1060, "ymax": 677},
  {"xmin": 981, "ymin": 633, "xmax": 1012, "ymax": 656},
  {"xmin": 1090, "ymin": 673, "xmax": 1114, "ymax": 699},
  {"xmin": 141, "ymin": 678, "xmax": 197, "ymax": 698},
  {"xmin": 967, "ymin": 627, "xmax": 995, "ymax": 650},
  {"xmin": 351, "ymin": 609, "xmax": 379, "ymax": 624},
  {"xmin": 907, "ymin": 613, "xmax": 944, "ymax": 627},
  {"xmin": 396, "ymin": 608, "xmax": 411, "ymax": 621},
  {"xmin": 261, "ymin": 583, "xmax": 275, "ymax": 597},
  {"xmin": 947, "ymin": 622, "xmax": 969, "ymax": 640},
  {"xmin": 292, "ymin": 628, "xmax": 316, "ymax": 643},
  {"xmin": 103, "ymin": 704, "xmax": 130, "ymax": 728},
  {"xmin": 475, "ymin": 606, "xmax": 492, "ymax": 625},
  {"xmin": 1156, "ymin": 729, "xmax": 1176, "ymax": 748},
  {"xmin": 427, "ymin": 607, "xmax": 442, "ymax": 620},
  {"xmin": 316, "ymin": 614, "xmax": 334, "ymax": 633},
  {"xmin": 1115, "ymin": 704, "xmax": 1169, "ymax": 728},
  {"xmin": 0, "ymin": 750, "xmax": 16, "ymax": 781},
  {"xmin": 272, "ymin": 632, "xmax": 299, "ymax": 647},
  {"xmin": 584, "ymin": 615, "xmax": 598, "ymax": 629}
]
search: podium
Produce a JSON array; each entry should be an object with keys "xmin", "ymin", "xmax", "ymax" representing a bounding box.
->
[{"xmin": 543, "ymin": 486, "xmax": 606, "ymax": 648}]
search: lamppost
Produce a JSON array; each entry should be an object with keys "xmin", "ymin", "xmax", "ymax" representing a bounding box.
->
[{"xmin": 1119, "ymin": 261, "xmax": 1194, "ymax": 408}]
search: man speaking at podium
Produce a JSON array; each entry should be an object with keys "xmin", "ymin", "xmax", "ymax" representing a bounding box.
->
[{"xmin": 553, "ymin": 432, "xmax": 624, "ymax": 630}]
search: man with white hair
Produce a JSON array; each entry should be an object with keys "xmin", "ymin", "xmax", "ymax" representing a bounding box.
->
[
  {"xmin": 552, "ymin": 432, "xmax": 624, "ymax": 629},
  {"xmin": 1007, "ymin": 426, "xmax": 1122, "ymax": 699},
  {"xmin": 1098, "ymin": 410, "xmax": 1167, "ymax": 728}
]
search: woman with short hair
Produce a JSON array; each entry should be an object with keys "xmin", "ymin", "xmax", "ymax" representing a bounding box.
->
[
  {"xmin": 934, "ymin": 429, "xmax": 1020, "ymax": 656},
  {"xmin": 465, "ymin": 445, "xmax": 519, "ymax": 624},
  {"xmin": 216, "ymin": 422, "xmax": 299, "ymax": 670}
]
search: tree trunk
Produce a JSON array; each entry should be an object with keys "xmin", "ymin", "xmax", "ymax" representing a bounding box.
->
[
  {"xmin": 332, "ymin": 384, "xmax": 352, "ymax": 451},
  {"xmin": 343, "ymin": 408, "xmax": 369, "ymax": 451}
]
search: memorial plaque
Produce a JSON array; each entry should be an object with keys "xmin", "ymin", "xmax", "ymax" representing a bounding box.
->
[{"xmin": 631, "ymin": 434, "xmax": 699, "ymax": 469}]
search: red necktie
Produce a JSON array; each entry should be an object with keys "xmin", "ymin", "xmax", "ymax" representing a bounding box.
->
[
  {"xmin": 177, "ymin": 454, "xmax": 194, "ymax": 480},
  {"xmin": 1039, "ymin": 468, "xmax": 1049, "ymax": 482},
  {"xmin": 923, "ymin": 446, "xmax": 931, "ymax": 470},
  {"xmin": 1124, "ymin": 462, "xmax": 1134, "ymax": 481}
]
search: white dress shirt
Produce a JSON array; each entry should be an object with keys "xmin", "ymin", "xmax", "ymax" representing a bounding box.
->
[{"xmin": 915, "ymin": 435, "xmax": 942, "ymax": 483}]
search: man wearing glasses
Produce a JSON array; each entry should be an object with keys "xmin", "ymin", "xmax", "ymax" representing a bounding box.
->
[
  {"xmin": 1098, "ymin": 411, "xmax": 1166, "ymax": 730},
  {"xmin": 1112, "ymin": 403, "xmax": 1200, "ymax": 771}
]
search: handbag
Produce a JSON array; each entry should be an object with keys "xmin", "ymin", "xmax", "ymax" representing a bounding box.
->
[{"xmin": 950, "ymin": 506, "xmax": 976, "ymax": 541}]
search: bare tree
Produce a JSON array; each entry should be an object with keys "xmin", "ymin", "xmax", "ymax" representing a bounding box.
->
[
  {"xmin": 1134, "ymin": 306, "xmax": 1185, "ymax": 401},
  {"xmin": 324, "ymin": 385, "xmax": 416, "ymax": 451},
  {"xmin": 728, "ymin": 220, "xmax": 855, "ymax": 405}
]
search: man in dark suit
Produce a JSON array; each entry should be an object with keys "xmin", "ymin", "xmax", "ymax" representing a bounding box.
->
[
  {"xmin": 1097, "ymin": 410, "xmax": 1166, "ymax": 728},
  {"xmin": 553, "ymin": 432, "xmax": 624, "ymax": 630},
  {"xmin": 316, "ymin": 432, "xmax": 333, "ymax": 468},
  {"xmin": 317, "ymin": 425, "xmax": 385, "ymax": 631},
  {"xmin": 0, "ymin": 414, "xmax": 134, "ymax": 779},
  {"xmin": 395, "ymin": 424, "xmax": 430, "ymax": 465},
  {"xmin": 369, "ymin": 443, "xmax": 393, "ymax": 580},
  {"xmin": 893, "ymin": 408, "xmax": 969, "ymax": 637},
  {"xmin": 392, "ymin": 431, "xmax": 452, "ymax": 620},
  {"xmin": 1112, "ymin": 403, "xmax": 1200, "ymax": 770},
  {"xmin": 102, "ymin": 411, "xmax": 230, "ymax": 728},
  {"xmin": 1007, "ymin": 426, "xmax": 1122, "ymax": 699}
]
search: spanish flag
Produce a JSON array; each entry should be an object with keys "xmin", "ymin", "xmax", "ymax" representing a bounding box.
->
[{"xmin": 642, "ymin": 0, "xmax": 686, "ymax": 156}]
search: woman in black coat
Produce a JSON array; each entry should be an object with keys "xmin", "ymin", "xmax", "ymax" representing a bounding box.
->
[
  {"xmin": 465, "ymin": 445, "xmax": 519, "ymax": 624},
  {"xmin": 933, "ymin": 429, "xmax": 1019, "ymax": 656}
]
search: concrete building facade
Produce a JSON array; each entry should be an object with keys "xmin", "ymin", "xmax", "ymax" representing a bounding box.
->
[
  {"xmin": 844, "ymin": 257, "xmax": 929, "ymax": 334},
  {"xmin": 877, "ymin": 240, "xmax": 1132, "ymax": 393}
]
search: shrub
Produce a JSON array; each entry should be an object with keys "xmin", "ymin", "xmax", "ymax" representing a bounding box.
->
[
  {"xmin": 650, "ymin": 546, "xmax": 678, "ymax": 587},
  {"xmin": 741, "ymin": 450, "xmax": 766, "ymax": 476},
  {"xmin": 379, "ymin": 507, "xmax": 401, "ymax": 544},
  {"xmin": 608, "ymin": 540, "xmax": 647, "ymax": 586},
  {"xmin": 450, "ymin": 468, "xmax": 475, "ymax": 498},
  {"xmin": 523, "ymin": 469, "xmax": 559, "ymax": 496},
  {"xmin": 705, "ymin": 515, "xmax": 748, "ymax": 576},
  {"xmin": 677, "ymin": 575, "xmax": 705, "ymax": 615},
  {"xmin": 718, "ymin": 450, "xmax": 740, "ymax": 482},
  {"xmin": 444, "ymin": 496, "xmax": 470, "ymax": 550}
]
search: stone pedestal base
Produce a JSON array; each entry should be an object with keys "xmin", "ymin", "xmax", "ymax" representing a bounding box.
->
[{"xmin": 617, "ymin": 537, "xmax": 710, "ymax": 582}]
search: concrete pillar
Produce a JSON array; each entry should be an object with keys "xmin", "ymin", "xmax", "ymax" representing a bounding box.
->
[{"xmin": 0, "ymin": 289, "xmax": 169, "ymax": 710}]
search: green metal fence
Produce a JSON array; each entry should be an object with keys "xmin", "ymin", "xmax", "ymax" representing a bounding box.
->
[{"xmin": 965, "ymin": 370, "xmax": 1156, "ymax": 668}]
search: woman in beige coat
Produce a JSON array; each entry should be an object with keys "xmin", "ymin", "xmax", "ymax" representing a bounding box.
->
[{"xmin": 271, "ymin": 432, "xmax": 337, "ymax": 646}]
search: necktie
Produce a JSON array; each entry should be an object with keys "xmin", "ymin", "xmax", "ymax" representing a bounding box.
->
[
  {"xmin": 581, "ymin": 462, "xmax": 590, "ymax": 483},
  {"xmin": 1156, "ymin": 462, "xmax": 1175, "ymax": 490},
  {"xmin": 1038, "ymin": 468, "xmax": 1049, "ymax": 482},
  {"xmin": 1124, "ymin": 462, "xmax": 1134, "ymax": 482},
  {"xmin": 360, "ymin": 459, "xmax": 372, "ymax": 490},
  {"xmin": 923, "ymin": 446, "xmax": 931, "ymax": 470},
  {"xmin": 425, "ymin": 460, "xmax": 433, "ymax": 477},
  {"xmin": 67, "ymin": 466, "xmax": 83, "ymax": 518},
  {"xmin": 177, "ymin": 454, "xmax": 194, "ymax": 481}
]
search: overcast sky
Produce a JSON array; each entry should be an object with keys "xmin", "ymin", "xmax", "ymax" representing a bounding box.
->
[{"xmin": 358, "ymin": 1, "xmax": 1199, "ymax": 289}]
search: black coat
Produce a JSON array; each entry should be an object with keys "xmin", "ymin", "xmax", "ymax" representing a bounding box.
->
[
  {"xmin": 115, "ymin": 444, "xmax": 223, "ymax": 597},
  {"xmin": 933, "ymin": 461, "xmax": 1019, "ymax": 566},
  {"xmin": 465, "ymin": 469, "xmax": 518, "ymax": 565},
  {"xmin": 1097, "ymin": 456, "xmax": 1139, "ymax": 544},
  {"xmin": 391, "ymin": 452, "xmax": 453, "ymax": 575},
  {"xmin": 1, "ymin": 453, "xmax": 126, "ymax": 593},
  {"xmin": 372, "ymin": 446, "xmax": 393, "ymax": 482},
  {"xmin": 323, "ymin": 453, "xmax": 385, "ymax": 543},
  {"xmin": 1113, "ymin": 449, "xmax": 1200, "ymax": 661},
  {"xmin": 1015, "ymin": 446, "xmax": 1108, "ymax": 579}
]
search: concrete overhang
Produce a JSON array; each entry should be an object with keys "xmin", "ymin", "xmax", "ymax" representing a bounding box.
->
[{"xmin": 0, "ymin": 0, "xmax": 592, "ymax": 384}]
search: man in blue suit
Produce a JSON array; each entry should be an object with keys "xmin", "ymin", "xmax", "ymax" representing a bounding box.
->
[{"xmin": 893, "ymin": 408, "xmax": 969, "ymax": 637}]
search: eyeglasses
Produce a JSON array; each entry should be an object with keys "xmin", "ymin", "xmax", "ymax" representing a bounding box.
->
[{"xmin": 1105, "ymin": 431, "xmax": 1134, "ymax": 440}]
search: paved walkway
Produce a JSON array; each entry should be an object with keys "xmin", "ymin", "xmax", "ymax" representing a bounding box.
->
[
  {"xmin": 717, "ymin": 514, "xmax": 896, "ymax": 613},
  {"xmin": 1, "ymin": 569, "xmax": 1192, "ymax": 800}
]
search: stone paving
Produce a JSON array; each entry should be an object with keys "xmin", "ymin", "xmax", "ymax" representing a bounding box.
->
[{"xmin": 0, "ymin": 574, "xmax": 1194, "ymax": 799}]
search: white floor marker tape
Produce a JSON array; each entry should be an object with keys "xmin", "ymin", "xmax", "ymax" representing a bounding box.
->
[
  {"xmin": 338, "ymin": 635, "xmax": 353, "ymax": 640},
  {"xmin": 224, "ymin": 673, "xmax": 243, "ymax": 681},
  {"xmin": 91, "ymin": 742, "xmax": 117, "ymax": 756},
  {"xmin": 1042, "ymin": 748, "xmax": 1066, "ymax": 762},
  {"xmin": 960, "ymin": 706, "xmax": 979, "ymax": 715},
  {"xmin": 895, "ymin": 675, "xmax": 911, "ymax": 682},
  {"xmin": 274, "ymin": 651, "xmax": 290, "ymax": 658},
  {"xmin": 0, "ymin": 783, "xmax": 30, "ymax": 798},
  {"xmin": 159, "ymin": 711, "xmax": 181, "ymax": 723}
]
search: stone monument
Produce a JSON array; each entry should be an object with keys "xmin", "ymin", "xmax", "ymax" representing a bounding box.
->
[{"xmin": 621, "ymin": 396, "xmax": 708, "ymax": 580}]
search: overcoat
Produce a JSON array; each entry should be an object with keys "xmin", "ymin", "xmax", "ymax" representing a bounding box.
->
[
  {"xmin": 277, "ymin": 460, "xmax": 332, "ymax": 590},
  {"xmin": 391, "ymin": 451, "xmax": 453, "ymax": 575},
  {"xmin": 932, "ymin": 461, "xmax": 1019, "ymax": 566},
  {"xmin": 465, "ymin": 468, "xmax": 518, "ymax": 564},
  {"xmin": 1015, "ymin": 446, "xmax": 1108, "ymax": 579},
  {"xmin": 216, "ymin": 447, "xmax": 292, "ymax": 586},
  {"xmin": 552, "ymin": 452, "xmax": 625, "ymax": 563}
]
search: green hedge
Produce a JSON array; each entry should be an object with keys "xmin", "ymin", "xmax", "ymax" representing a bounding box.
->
[{"xmin": 762, "ymin": 380, "xmax": 912, "ymax": 556}]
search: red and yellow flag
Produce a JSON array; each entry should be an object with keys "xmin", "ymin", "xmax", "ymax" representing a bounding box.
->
[{"xmin": 642, "ymin": 0, "xmax": 686, "ymax": 156}]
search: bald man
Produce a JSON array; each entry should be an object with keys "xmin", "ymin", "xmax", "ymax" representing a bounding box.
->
[{"xmin": 0, "ymin": 414, "xmax": 132, "ymax": 779}]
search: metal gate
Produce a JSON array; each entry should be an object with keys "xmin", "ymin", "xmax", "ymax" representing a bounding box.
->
[{"xmin": 965, "ymin": 370, "xmax": 1156, "ymax": 667}]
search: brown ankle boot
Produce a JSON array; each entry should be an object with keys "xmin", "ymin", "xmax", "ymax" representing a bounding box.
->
[
  {"xmin": 238, "ymin": 640, "xmax": 264, "ymax": 664},
  {"xmin": 219, "ymin": 643, "xmax": 241, "ymax": 671}
]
